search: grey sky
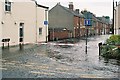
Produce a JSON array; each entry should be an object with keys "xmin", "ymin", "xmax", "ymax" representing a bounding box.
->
[{"xmin": 37, "ymin": 0, "xmax": 120, "ymax": 19}]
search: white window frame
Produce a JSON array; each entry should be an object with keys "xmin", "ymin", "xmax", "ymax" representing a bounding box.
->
[{"xmin": 5, "ymin": 0, "xmax": 11, "ymax": 12}]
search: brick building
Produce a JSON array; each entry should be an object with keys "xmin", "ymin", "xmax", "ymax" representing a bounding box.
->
[{"xmin": 48, "ymin": 2, "xmax": 85, "ymax": 41}]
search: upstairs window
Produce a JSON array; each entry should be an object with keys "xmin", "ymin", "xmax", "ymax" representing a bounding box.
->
[{"xmin": 5, "ymin": 0, "xmax": 11, "ymax": 12}]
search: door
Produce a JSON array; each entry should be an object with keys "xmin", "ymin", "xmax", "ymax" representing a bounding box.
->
[{"xmin": 19, "ymin": 23, "xmax": 24, "ymax": 42}]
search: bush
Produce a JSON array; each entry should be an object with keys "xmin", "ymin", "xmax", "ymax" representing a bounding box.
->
[
  {"xmin": 106, "ymin": 35, "xmax": 120, "ymax": 45},
  {"xmin": 101, "ymin": 35, "xmax": 120, "ymax": 60}
]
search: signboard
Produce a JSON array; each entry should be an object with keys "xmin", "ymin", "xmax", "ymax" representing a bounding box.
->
[
  {"xmin": 44, "ymin": 21, "xmax": 48, "ymax": 25},
  {"xmin": 84, "ymin": 19, "xmax": 92, "ymax": 26}
]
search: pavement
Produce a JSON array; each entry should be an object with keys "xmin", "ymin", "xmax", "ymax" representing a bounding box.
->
[{"xmin": 1, "ymin": 35, "xmax": 120, "ymax": 78}]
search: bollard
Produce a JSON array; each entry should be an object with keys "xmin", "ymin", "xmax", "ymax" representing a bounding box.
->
[
  {"xmin": 98, "ymin": 42, "xmax": 102, "ymax": 56},
  {"xmin": 19, "ymin": 43, "xmax": 23, "ymax": 50},
  {"xmin": 8, "ymin": 43, "xmax": 9, "ymax": 48},
  {"xmin": 2, "ymin": 43, "xmax": 4, "ymax": 49}
]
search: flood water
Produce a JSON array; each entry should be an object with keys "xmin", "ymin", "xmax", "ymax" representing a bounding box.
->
[{"xmin": 1, "ymin": 35, "xmax": 120, "ymax": 78}]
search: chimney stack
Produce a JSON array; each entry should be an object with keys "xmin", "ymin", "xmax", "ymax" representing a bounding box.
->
[
  {"xmin": 69, "ymin": 2, "xmax": 74, "ymax": 10},
  {"xmin": 75, "ymin": 9, "xmax": 79, "ymax": 14},
  {"xmin": 116, "ymin": 1, "xmax": 117, "ymax": 6}
]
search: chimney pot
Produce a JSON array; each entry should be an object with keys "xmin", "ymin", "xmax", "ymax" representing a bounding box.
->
[
  {"xmin": 116, "ymin": 1, "xmax": 117, "ymax": 6},
  {"xmin": 69, "ymin": 2, "xmax": 74, "ymax": 10},
  {"xmin": 75, "ymin": 9, "xmax": 79, "ymax": 14}
]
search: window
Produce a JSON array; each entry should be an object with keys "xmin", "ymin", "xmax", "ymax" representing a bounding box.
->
[
  {"xmin": 5, "ymin": 0, "xmax": 11, "ymax": 12},
  {"xmin": 39, "ymin": 28, "xmax": 42, "ymax": 35},
  {"xmin": 19, "ymin": 23, "xmax": 24, "ymax": 37}
]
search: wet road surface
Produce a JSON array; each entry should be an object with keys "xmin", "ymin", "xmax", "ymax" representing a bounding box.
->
[{"xmin": 1, "ymin": 35, "xmax": 120, "ymax": 78}]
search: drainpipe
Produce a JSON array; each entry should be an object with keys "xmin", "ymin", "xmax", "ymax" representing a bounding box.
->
[
  {"xmin": 79, "ymin": 17, "xmax": 80, "ymax": 38},
  {"xmin": 34, "ymin": 0, "xmax": 37, "ymax": 43},
  {"xmin": 53, "ymin": 28, "xmax": 54, "ymax": 41}
]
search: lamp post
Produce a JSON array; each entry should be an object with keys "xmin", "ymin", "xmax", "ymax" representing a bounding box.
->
[{"xmin": 112, "ymin": 0, "xmax": 114, "ymax": 34}]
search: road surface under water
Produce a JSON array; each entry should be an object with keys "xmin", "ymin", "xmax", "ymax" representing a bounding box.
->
[{"xmin": 1, "ymin": 35, "xmax": 120, "ymax": 78}]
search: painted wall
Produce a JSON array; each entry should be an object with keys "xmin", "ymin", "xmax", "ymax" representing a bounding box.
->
[
  {"xmin": 1, "ymin": 0, "xmax": 48, "ymax": 47},
  {"xmin": 2, "ymin": 1, "xmax": 36, "ymax": 46},
  {"xmin": 0, "ymin": 1, "xmax": 2, "ymax": 47},
  {"xmin": 0, "ymin": 1, "xmax": 3, "ymax": 79},
  {"xmin": 49, "ymin": 4, "xmax": 74, "ymax": 31},
  {"xmin": 37, "ymin": 7, "xmax": 48, "ymax": 42},
  {"xmin": 115, "ymin": 5, "xmax": 120, "ymax": 34}
]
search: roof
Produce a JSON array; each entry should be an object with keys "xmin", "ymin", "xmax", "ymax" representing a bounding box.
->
[
  {"xmin": 34, "ymin": 0, "xmax": 49, "ymax": 9},
  {"xmin": 50, "ymin": 3, "xmax": 84, "ymax": 18},
  {"xmin": 37, "ymin": 4, "xmax": 49, "ymax": 9},
  {"xmin": 97, "ymin": 17, "xmax": 109, "ymax": 24}
]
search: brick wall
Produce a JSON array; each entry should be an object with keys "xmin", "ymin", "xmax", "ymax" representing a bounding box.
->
[
  {"xmin": 48, "ymin": 30, "xmax": 70, "ymax": 41},
  {"xmin": 74, "ymin": 16, "xmax": 80, "ymax": 38}
]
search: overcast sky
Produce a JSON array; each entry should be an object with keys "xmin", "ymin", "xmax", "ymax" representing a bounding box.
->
[{"xmin": 37, "ymin": 0, "xmax": 120, "ymax": 19}]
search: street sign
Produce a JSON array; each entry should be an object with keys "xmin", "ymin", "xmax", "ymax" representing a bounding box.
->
[
  {"xmin": 44, "ymin": 21, "xmax": 48, "ymax": 25},
  {"xmin": 84, "ymin": 19, "xmax": 91, "ymax": 26}
]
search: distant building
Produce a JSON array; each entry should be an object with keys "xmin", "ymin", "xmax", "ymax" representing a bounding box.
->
[
  {"xmin": 48, "ymin": 2, "xmax": 85, "ymax": 41},
  {"xmin": 81, "ymin": 10, "xmax": 100, "ymax": 35},
  {"xmin": 0, "ymin": 0, "xmax": 49, "ymax": 47},
  {"xmin": 82, "ymin": 10, "xmax": 110, "ymax": 35},
  {"xmin": 114, "ymin": 1, "xmax": 120, "ymax": 35},
  {"xmin": 97, "ymin": 16, "xmax": 111, "ymax": 35}
]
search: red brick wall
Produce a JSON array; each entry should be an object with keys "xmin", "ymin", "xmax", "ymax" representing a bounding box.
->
[
  {"xmin": 80, "ymin": 28, "xmax": 85, "ymax": 37},
  {"xmin": 74, "ymin": 16, "xmax": 80, "ymax": 38},
  {"xmin": 106, "ymin": 24, "xmax": 110, "ymax": 34},
  {"xmin": 49, "ymin": 30, "xmax": 69, "ymax": 41}
]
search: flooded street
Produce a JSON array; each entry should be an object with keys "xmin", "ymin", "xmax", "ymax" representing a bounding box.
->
[{"xmin": 1, "ymin": 35, "xmax": 120, "ymax": 78}]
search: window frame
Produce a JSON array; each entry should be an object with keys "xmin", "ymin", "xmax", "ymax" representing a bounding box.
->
[
  {"xmin": 5, "ymin": 0, "xmax": 11, "ymax": 12},
  {"xmin": 39, "ymin": 28, "xmax": 42, "ymax": 35}
]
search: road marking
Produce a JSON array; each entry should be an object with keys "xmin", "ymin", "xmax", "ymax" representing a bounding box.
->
[
  {"xmin": 30, "ymin": 71, "xmax": 55, "ymax": 76},
  {"xmin": 0, "ymin": 67, "xmax": 7, "ymax": 70},
  {"xmin": 55, "ymin": 68, "xmax": 70, "ymax": 72},
  {"xmin": 4, "ymin": 62, "xmax": 15, "ymax": 65},
  {"xmin": 80, "ymin": 74, "xmax": 102, "ymax": 78},
  {"xmin": 24, "ymin": 64, "xmax": 33, "ymax": 67}
]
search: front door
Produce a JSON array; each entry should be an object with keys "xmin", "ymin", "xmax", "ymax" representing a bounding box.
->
[{"xmin": 19, "ymin": 23, "xmax": 24, "ymax": 43}]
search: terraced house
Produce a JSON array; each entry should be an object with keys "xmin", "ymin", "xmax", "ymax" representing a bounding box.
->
[
  {"xmin": 48, "ymin": 2, "xmax": 85, "ymax": 41},
  {"xmin": 82, "ymin": 10, "xmax": 110, "ymax": 36},
  {"xmin": 0, "ymin": 0, "xmax": 49, "ymax": 47}
]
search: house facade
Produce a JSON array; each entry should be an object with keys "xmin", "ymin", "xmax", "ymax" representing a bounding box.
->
[
  {"xmin": 81, "ymin": 10, "xmax": 98, "ymax": 35},
  {"xmin": 114, "ymin": 1, "xmax": 120, "ymax": 35},
  {"xmin": 48, "ymin": 2, "xmax": 85, "ymax": 41},
  {"xmin": 97, "ymin": 16, "xmax": 111, "ymax": 35},
  {"xmin": 0, "ymin": 0, "xmax": 48, "ymax": 47},
  {"xmin": 82, "ymin": 10, "xmax": 111, "ymax": 36}
]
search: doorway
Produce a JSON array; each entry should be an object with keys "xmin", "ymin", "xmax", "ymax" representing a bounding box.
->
[{"xmin": 19, "ymin": 23, "xmax": 24, "ymax": 43}]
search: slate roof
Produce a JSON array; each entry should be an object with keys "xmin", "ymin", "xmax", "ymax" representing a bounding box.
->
[{"xmin": 50, "ymin": 3, "xmax": 85, "ymax": 18}]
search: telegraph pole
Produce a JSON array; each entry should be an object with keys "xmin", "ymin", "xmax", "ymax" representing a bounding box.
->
[{"xmin": 112, "ymin": 0, "xmax": 114, "ymax": 34}]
